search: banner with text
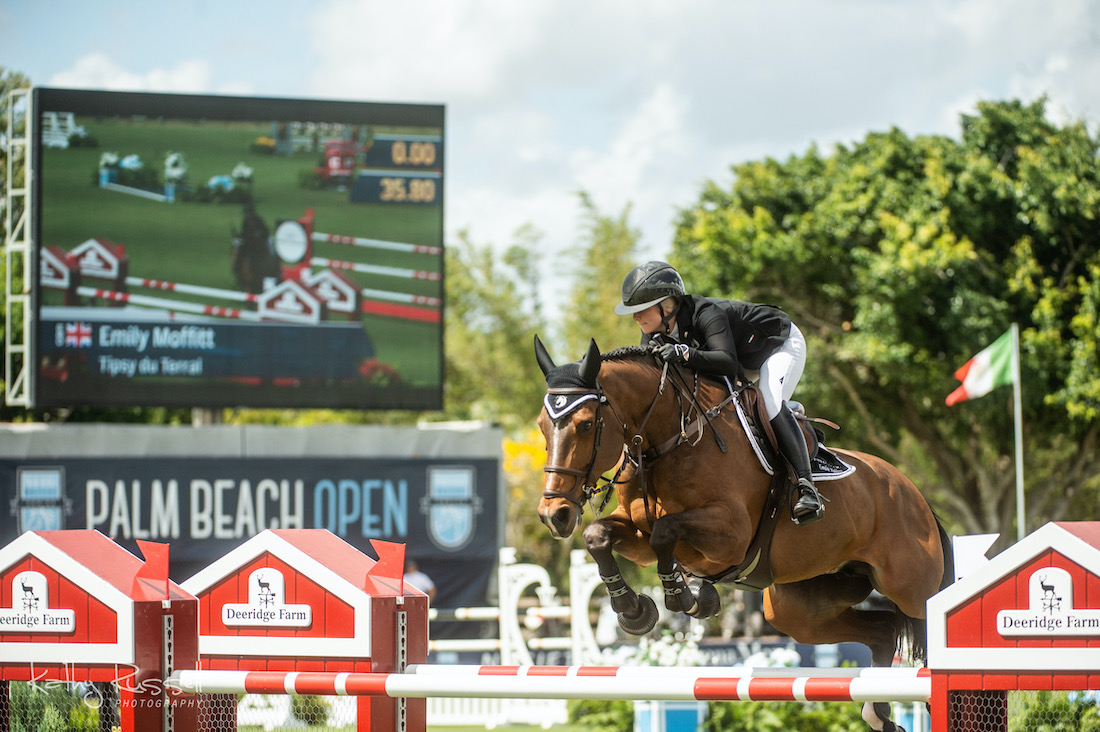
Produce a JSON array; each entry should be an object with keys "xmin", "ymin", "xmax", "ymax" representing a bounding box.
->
[{"xmin": 0, "ymin": 457, "xmax": 499, "ymax": 610}]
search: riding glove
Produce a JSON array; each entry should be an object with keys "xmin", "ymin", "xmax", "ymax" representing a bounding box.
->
[{"xmin": 654, "ymin": 342, "xmax": 691, "ymax": 364}]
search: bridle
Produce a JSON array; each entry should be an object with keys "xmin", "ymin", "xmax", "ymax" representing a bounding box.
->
[
  {"xmin": 541, "ymin": 384, "xmax": 631, "ymax": 514},
  {"xmin": 541, "ymin": 360, "xmax": 708, "ymax": 517}
]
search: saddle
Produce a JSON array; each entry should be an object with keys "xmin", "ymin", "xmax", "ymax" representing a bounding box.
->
[
  {"xmin": 737, "ymin": 388, "xmax": 855, "ymax": 482},
  {"xmin": 695, "ymin": 385, "xmax": 854, "ymax": 592}
]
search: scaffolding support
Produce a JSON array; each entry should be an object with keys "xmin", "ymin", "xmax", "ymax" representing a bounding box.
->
[{"xmin": 4, "ymin": 87, "xmax": 32, "ymax": 407}]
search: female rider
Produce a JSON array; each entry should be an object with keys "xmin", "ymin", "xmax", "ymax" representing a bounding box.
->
[{"xmin": 614, "ymin": 261, "xmax": 824, "ymax": 525}]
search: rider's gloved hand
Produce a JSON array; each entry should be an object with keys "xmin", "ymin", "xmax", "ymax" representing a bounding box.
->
[{"xmin": 654, "ymin": 342, "xmax": 691, "ymax": 364}]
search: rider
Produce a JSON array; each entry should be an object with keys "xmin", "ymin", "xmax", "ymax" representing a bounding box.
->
[{"xmin": 614, "ymin": 261, "xmax": 825, "ymax": 525}]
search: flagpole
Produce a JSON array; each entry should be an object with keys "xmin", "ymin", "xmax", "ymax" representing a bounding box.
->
[{"xmin": 1011, "ymin": 322, "xmax": 1025, "ymax": 541}]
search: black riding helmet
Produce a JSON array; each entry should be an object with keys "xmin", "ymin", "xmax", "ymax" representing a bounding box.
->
[{"xmin": 614, "ymin": 261, "xmax": 686, "ymax": 315}]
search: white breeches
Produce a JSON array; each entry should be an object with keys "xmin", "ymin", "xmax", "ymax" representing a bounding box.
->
[{"xmin": 758, "ymin": 323, "xmax": 807, "ymax": 420}]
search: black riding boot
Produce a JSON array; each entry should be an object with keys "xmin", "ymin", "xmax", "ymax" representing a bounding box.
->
[{"xmin": 770, "ymin": 406, "xmax": 825, "ymax": 525}]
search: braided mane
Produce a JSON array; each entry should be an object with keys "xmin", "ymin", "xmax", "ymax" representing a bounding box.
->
[{"xmin": 601, "ymin": 344, "xmax": 652, "ymax": 362}]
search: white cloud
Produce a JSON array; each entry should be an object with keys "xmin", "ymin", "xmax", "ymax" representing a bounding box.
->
[
  {"xmin": 937, "ymin": 0, "xmax": 1100, "ymax": 125},
  {"xmin": 47, "ymin": 54, "xmax": 215, "ymax": 93},
  {"xmin": 305, "ymin": 0, "xmax": 551, "ymax": 103}
]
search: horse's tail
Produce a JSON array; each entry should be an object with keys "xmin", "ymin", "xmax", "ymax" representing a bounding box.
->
[
  {"xmin": 896, "ymin": 509, "xmax": 954, "ymax": 666},
  {"xmin": 935, "ymin": 511, "xmax": 956, "ymax": 592}
]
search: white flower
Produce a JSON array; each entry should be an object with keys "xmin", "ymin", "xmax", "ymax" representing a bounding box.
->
[
  {"xmin": 164, "ymin": 152, "xmax": 187, "ymax": 182},
  {"xmin": 602, "ymin": 627, "xmax": 708, "ymax": 667},
  {"xmin": 742, "ymin": 646, "xmax": 801, "ymax": 668},
  {"xmin": 99, "ymin": 151, "xmax": 119, "ymax": 168},
  {"xmin": 207, "ymin": 174, "xmax": 234, "ymax": 192},
  {"xmin": 231, "ymin": 162, "xmax": 253, "ymax": 181},
  {"xmin": 120, "ymin": 154, "xmax": 142, "ymax": 170}
]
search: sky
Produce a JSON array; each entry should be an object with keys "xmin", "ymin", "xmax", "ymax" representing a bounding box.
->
[{"xmin": 3, "ymin": 0, "xmax": 1100, "ymax": 305}]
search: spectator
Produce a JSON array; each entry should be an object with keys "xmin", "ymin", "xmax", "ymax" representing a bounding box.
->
[{"xmin": 404, "ymin": 559, "xmax": 437, "ymax": 602}]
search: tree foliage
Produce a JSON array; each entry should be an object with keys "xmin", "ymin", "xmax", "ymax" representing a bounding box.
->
[
  {"xmin": 444, "ymin": 225, "xmax": 547, "ymax": 433},
  {"xmin": 671, "ymin": 98, "xmax": 1100, "ymax": 543},
  {"xmin": 558, "ymin": 192, "xmax": 645, "ymax": 355}
]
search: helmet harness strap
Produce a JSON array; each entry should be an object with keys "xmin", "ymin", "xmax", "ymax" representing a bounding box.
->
[{"xmin": 660, "ymin": 299, "xmax": 675, "ymax": 336}]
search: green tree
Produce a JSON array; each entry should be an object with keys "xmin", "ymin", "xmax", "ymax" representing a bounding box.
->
[
  {"xmin": 671, "ymin": 98, "xmax": 1100, "ymax": 544},
  {"xmin": 558, "ymin": 192, "xmax": 645, "ymax": 355},
  {"xmin": 444, "ymin": 225, "xmax": 547, "ymax": 433}
]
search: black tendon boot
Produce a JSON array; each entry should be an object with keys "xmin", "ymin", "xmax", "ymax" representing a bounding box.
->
[{"xmin": 770, "ymin": 405, "xmax": 825, "ymax": 525}]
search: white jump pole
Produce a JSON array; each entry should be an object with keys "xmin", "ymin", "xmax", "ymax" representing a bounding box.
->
[
  {"xmin": 312, "ymin": 231, "xmax": 442, "ymax": 256},
  {"xmin": 309, "ymin": 256, "xmax": 442, "ymax": 281}
]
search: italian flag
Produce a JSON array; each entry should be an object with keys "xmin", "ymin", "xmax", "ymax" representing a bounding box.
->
[{"xmin": 945, "ymin": 329, "xmax": 1016, "ymax": 406}]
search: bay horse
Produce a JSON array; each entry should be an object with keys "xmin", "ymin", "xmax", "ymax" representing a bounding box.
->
[{"xmin": 535, "ymin": 337, "xmax": 953, "ymax": 732}]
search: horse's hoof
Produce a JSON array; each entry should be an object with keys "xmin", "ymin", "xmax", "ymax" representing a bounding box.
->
[
  {"xmin": 687, "ymin": 580, "xmax": 721, "ymax": 619},
  {"xmin": 617, "ymin": 593, "xmax": 658, "ymax": 635},
  {"xmin": 864, "ymin": 701, "xmax": 903, "ymax": 732}
]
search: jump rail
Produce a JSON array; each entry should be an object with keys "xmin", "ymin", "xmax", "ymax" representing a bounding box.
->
[
  {"xmin": 77, "ymin": 287, "xmax": 260, "ymax": 320},
  {"xmin": 169, "ymin": 666, "xmax": 931, "ymax": 704},
  {"xmin": 312, "ymin": 231, "xmax": 442, "ymax": 256},
  {"xmin": 310, "ymin": 256, "xmax": 442, "ymax": 281}
]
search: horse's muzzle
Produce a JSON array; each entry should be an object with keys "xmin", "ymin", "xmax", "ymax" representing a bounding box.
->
[{"xmin": 539, "ymin": 498, "xmax": 580, "ymax": 539}]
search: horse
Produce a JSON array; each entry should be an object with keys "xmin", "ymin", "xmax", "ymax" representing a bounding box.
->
[
  {"xmin": 231, "ymin": 202, "xmax": 281, "ymax": 294},
  {"xmin": 534, "ymin": 337, "xmax": 954, "ymax": 732}
]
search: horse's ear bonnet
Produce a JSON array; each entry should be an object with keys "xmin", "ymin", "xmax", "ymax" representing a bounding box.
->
[
  {"xmin": 534, "ymin": 334, "xmax": 556, "ymax": 377},
  {"xmin": 535, "ymin": 336, "xmax": 603, "ymax": 421},
  {"xmin": 579, "ymin": 339, "xmax": 601, "ymax": 386}
]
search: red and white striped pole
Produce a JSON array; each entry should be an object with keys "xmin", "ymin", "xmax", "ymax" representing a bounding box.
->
[
  {"xmin": 168, "ymin": 666, "xmax": 930, "ymax": 703},
  {"xmin": 77, "ymin": 287, "xmax": 260, "ymax": 320}
]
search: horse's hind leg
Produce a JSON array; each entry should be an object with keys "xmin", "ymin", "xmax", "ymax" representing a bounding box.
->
[
  {"xmin": 766, "ymin": 577, "xmax": 909, "ymax": 732},
  {"xmin": 583, "ymin": 517, "xmax": 658, "ymax": 635},
  {"xmin": 765, "ymin": 573, "xmax": 903, "ymax": 666}
]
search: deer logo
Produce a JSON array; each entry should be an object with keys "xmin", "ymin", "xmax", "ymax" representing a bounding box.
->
[
  {"xmin": 255, "ymin": 572, "xmax": 277, "ymax": 607},
  {"xmin": 17, "ymin": 576, "xmax": 40, "ymax": 612},
  {"xmin": 1038, "ymin": 573, "xmax": 1062, "ymax": 614}
]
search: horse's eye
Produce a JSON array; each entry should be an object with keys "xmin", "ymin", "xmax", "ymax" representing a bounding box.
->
[{"xmin": 578, "ymin": 420, "xmax": 594, "ymax": 433}]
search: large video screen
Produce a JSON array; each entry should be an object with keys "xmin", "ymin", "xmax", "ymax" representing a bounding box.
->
[{"xmin": 31, "ymin": 88, "xmax": 444, "ymax": 410}]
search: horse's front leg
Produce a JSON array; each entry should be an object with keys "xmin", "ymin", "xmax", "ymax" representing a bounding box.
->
[
  {"xmin": 583, "ymin": 515, "xmax": 659, "ymax": 635},
  {"xmin": 650, "ymin": 510, "xmax": 724, "ymax": 619}
]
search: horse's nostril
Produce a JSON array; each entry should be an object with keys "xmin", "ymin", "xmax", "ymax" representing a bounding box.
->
[{"xmin": 553, "ymin": 506, "xmax": 574, "ymax": 532}]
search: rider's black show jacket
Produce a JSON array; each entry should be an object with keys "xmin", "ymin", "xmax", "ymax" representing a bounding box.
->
[{"xmin": 648, "ymin": 294, "xmax": 791, "ymax": 383}]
